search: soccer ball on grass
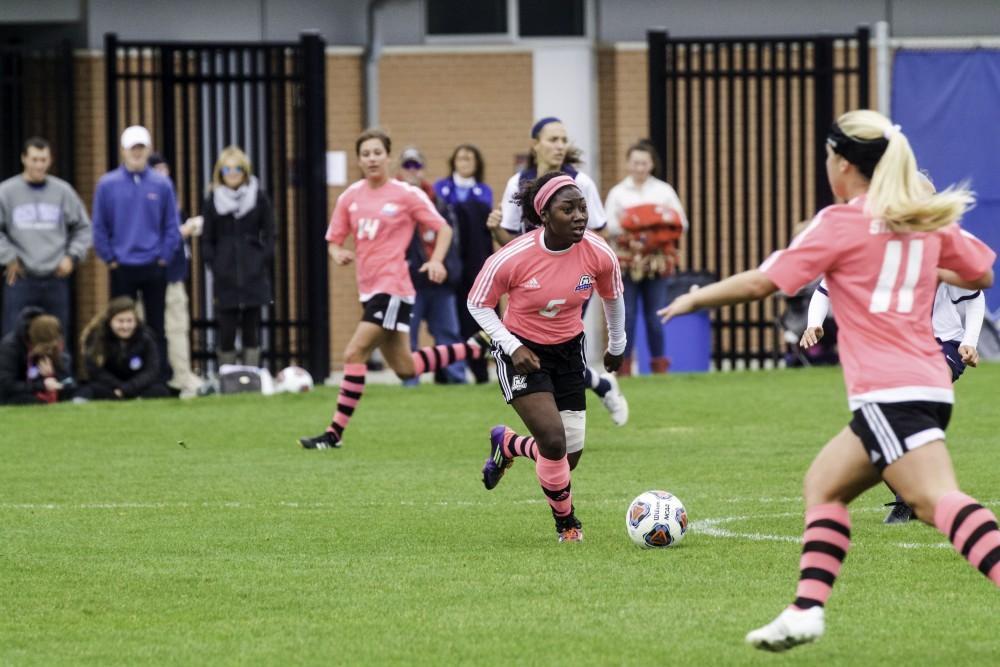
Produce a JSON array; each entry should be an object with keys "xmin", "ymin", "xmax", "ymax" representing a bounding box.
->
[
  {"xmin": 275, "ymin": 366, "xmax": 314, "ymax": 393},
  {"xmin": 625, "ymin": 490, "xmax": 688, "ymax": 548}
]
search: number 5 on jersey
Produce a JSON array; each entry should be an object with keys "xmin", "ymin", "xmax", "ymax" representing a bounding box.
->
[
  {"xmin": 357, "ymin": 217, "xmax": 380, "ymax": 240},
  {"xmin": 870, "ymin": 238, "xmax": 923, "ymax": 313},
  {"xmin": 539, "ymin": 299, "xmax": 566, "ymax": 318}
]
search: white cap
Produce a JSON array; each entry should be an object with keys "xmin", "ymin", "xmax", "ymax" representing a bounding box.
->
[{"xmin": 121, "ymin": 125, "xmax": 152, "ymax": 150}]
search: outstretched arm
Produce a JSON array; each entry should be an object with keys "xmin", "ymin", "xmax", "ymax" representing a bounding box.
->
[
  {"xmin": 939, "ymin": 267, "xmax": 994, "ymax": 291},
  {"xmin": 658, "ymin": 269, "xmax": 778, "ymax": 323}
]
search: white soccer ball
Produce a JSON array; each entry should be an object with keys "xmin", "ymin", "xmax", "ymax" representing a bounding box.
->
[
  {"xmin": 275, "ymin": 366, "xmax": 314, "ymax": 393},
  {"xmin": 625, "ymin": 490, "xmax": 689, "ymax": 548}
]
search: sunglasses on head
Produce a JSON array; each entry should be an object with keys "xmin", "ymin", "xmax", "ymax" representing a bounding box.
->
[
  {"xmin": 402, "ymin": 160, "xmax": 423, "ymax": 170},
  {"xmin": 221, "ymin": 165, "xmax": 245, "ymax": 175}
]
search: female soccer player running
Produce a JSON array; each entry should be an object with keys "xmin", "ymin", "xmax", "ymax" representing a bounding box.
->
[
  {"xmin": 802, "ymin": 272, "xmax": 987, "ymax": 523},
  {"xmin": 298, "ymin": 129, "xmax": 488, "ymax": 450},
  {"xmin": 659, "ymin": 110, "xmax": 997, "ymax": 651},
  {"xmin": 468, "ymin": 172, "xmax": 626, "ymax": 542},
  {"xmin": 486, "ymin": 117, "xmax": 628, "ymax": 427}
]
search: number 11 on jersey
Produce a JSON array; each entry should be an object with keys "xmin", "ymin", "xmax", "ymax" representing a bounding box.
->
[{"xmin": 869, "ymin": 238, "xmax": 924, "ymax": 313}]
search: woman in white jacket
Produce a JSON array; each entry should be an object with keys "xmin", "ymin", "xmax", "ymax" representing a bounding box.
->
[{"xmin": 604, "ymin": 140, "xmax": 688, "ymax": 376}]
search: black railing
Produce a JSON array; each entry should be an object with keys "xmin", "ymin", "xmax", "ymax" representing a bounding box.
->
[
  {"xmin": 648, "ymin": 27, "xmax": 870, "ymax": 369},
  {"xmin": 104, "ymin": 32, "xmax": 329, "ymax": 378}
]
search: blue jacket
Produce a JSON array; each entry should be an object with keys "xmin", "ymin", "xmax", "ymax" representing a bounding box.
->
[
  {"xmin": 433, "ymin": 177, "xmax": 493, "ymax": 210},
  {"xmin": 92, "ymin": 166, "xmax": 181, "ymax": 266}
]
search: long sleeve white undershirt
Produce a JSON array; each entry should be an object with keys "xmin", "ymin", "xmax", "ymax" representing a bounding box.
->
[
  {"xmin": 468, "ymin": 294, "xmax": 627, "ymax": 357},
  {"xmin": 806, "ymin": 287, "xmax": 831, "ymax": 328},
  {"xmin": 603, "ymin": 294, "xmax": 626, "ymax": 355},
  {"xmin": 961, "ymin": 291, "xmax": 986, "ymax": 348}
]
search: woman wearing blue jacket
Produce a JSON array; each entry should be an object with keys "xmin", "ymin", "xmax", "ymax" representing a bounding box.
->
[{"xmin": 433, "ymin": 144, "xmax": 494, "ymax": 383}]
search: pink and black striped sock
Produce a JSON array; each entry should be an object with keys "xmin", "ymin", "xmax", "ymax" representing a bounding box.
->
[
  {"xmin": 328, "ymin": 363, "xmax": 366, "ymax": 441},
  {"xmin": 535, "ymin": 454, "xmax": 573, "ymax": 518},
  {"xmin": 792, "ymin": 503, "xmax": 851, "ymax": 610},
  {"xmin": 502, "ymin": 430, "xmax": 538, "ymax": 461},
  {"xmin": 411, "ymin": 340, "xmax": 484, "ymax": 375},
  {"xmin": 934, "ymin": 491, "xmax": 1000, "ymax": 586}
]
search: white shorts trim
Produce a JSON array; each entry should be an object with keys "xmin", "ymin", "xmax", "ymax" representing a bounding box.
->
[
  {"xmin": 848, "ymin": 386, "xmax": 954, "ymax": 411},
  {"xmin": 904, "ymin": 427, "xmax": 946, "ymax": 451}
]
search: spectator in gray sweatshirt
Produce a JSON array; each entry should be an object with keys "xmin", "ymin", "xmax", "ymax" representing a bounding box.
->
[{"xmin": 0, "ymin": 136, "xmax": 92, "ymax": 338}]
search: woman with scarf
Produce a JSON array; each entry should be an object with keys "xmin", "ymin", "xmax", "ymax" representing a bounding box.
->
[{"xmin": 200, "ymin": 146, "xmax": 275, "ymax": 368}]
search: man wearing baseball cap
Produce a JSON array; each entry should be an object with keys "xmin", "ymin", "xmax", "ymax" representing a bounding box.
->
[{"xmin": 91, "ymin": 125, "xmax": 181, "ymax": 382}]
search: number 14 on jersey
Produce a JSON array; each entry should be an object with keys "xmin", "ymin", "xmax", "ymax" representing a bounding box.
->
[{"xmin": 357, "ymin": 218, "xmax": 380, "ymax": 240}]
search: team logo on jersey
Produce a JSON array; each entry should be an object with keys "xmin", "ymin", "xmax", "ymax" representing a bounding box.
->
[
  {"xmin": 574, "ymin": 274, "xmax": 594, "ymax": 292},
  {"xmin": 512, "ymin": 375, "xmax": 527, "ymax": 391},
  {"xmin": 380, "ymin": 202, "xmax": 399, "ymax": 215},
  {"xmin": 519, "ymin": 277, "xmax": 541, "ymax": 290}
]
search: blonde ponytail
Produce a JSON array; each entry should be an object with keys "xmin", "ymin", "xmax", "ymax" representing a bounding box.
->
[{"xmin": 834, "ymin": 110, "xmax": 973, "ymax": 232}]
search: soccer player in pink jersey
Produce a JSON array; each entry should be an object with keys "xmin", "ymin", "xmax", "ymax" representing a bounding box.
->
[
  {"xmin": 659, "ymin": 110, "xmax": 997, "ymax": 651},
  {"xmin": 485, "ymin": 117, "xmax": 629, "ymax": 427},
  {"xmin": 468, "ymin": 172, "xmax": 626, "ymax": 542},
  {"xmin": 298, "ymin": 129, "xmax": 488, "ymax": 450}
]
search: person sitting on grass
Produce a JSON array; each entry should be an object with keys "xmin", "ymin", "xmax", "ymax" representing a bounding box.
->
[
  {"xmin": 0, "ymin": 306, "xmax": 75, "ymax": 405},
  {"xmin": 77, "ymin": 296, "xmax": 170, "ymax": 401}
]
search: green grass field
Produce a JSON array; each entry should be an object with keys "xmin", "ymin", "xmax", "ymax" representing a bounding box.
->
[{"xmin": 3, "ymin": 364, "xmax": 999, "ymax": 666}]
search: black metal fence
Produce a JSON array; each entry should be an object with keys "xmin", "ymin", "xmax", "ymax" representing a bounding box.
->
[
  {"xmin": 104, "ymin": 32, "xmax": 329, "ymax": 378},
  {"xmin": 0, "ymin": 40, "xmax": 75, "ymax": 181},
  {"xmin": 648, "ymin": 27, "xmax": 870, "ymax": 369}
]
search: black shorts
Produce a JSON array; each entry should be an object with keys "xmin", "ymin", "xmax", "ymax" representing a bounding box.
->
[
  {"xmin": 361, "ymin": 294, "xmax": 413, "ymax": 332},
  {"xmin": 849, "ymin": 401, "xmax": 952, "ymax": 471},
  {"xmin": 491, "ymin": 332, "xmax": 587, "ymax": 412},
  {"xmin": 937, "ymin": 338, "xmax": 967, "ymax": 382}
]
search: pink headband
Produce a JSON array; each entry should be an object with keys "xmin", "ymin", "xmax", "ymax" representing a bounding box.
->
[{"xmin": 532, "ymin": 174, "xmax": 578, "ymax": 216}]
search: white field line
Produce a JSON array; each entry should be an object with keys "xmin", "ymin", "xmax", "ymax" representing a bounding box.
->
[
  {"xmin": 692, "ymin": 510, "xmax": 953, "ymax": 549},
  {"xmin": 3, "ymin": 497, "xmax": 990, "ymax": 551}
]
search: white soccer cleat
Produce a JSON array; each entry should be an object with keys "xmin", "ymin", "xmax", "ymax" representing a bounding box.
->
[
  {"xmin": 745, "ymin": 606, "xmax": 824, "ymax": 652},
  {"xmin": 599, "ymin": 372, "xmax": 629, "ymax": 426}
]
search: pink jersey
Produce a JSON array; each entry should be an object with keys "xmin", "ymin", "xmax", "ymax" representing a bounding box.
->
[
  {"xmin": 760, "ymin": 195, "xmax": 995, "ymax": 408},
  {"xmin": 326, "ymin": 178, "xmax": 446, "ymax": 300},
  {"xmin": 469, "ymin": 229, "xmax": 623, "ymax": 344}
]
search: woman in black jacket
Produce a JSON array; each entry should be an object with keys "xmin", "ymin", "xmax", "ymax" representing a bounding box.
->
[
  {"xmin": 78, "ymin": 296, "xmax": 169, "ymax": 400},
  {"xmin": 0, "ymin": 307, "xmax": 74, "ymax": 405},
  {"xmin": 200, "ymin": 145, "xmax": 275, "ymax": 368}
]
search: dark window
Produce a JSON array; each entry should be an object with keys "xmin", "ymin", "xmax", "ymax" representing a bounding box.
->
[
  {"xmin": 518, "ymin": 0, "xmax": 585, "ymax": 37},
  {"xmin": 427, "ymin": 0, "xmax": 508, "ymax": 35}
]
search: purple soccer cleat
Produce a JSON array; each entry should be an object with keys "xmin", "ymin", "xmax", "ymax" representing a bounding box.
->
[{"xmin": 482, "ymin": 425, "xmax": 514, "ymax": 490}]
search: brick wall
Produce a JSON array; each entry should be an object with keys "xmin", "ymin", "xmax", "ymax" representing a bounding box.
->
[
  {"xmin": 597, "ymin": 45, "xmax": 649, "ymax": 201},
  {"xmin": 325, "ymin": 51, "xmax": 364, "ymax": 370},
  {"xmin": 72, "ymin": 52, "xmax": 109, "ymax": 353},
  {"xmin": 378, "ymin": 48, "xmax": 534, "ymax": 208}
]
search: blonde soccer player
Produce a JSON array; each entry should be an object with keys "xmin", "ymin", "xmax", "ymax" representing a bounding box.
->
[{"xmin": 660, "ymin": 110, "xmax": 997, "ymax": 651}]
